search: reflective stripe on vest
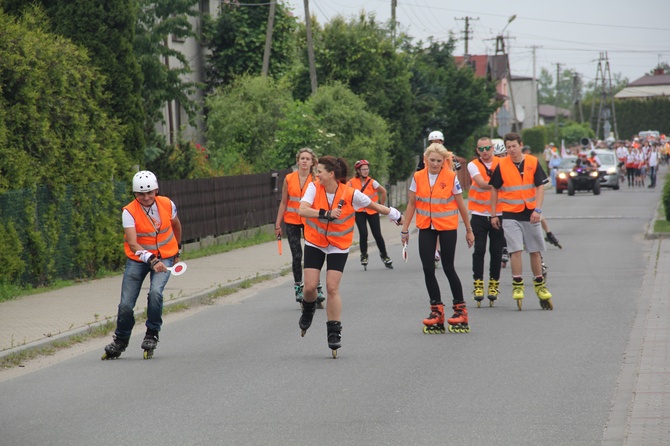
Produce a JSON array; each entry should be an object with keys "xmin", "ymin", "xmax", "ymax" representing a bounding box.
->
[
  {"xmin": 303, "ymin": 185, "xmax": 356, "ymax": 250},
  {"xmin": 348, "ymin": 177, "xmax": 379, "ymax": 215},
  {"xmin": 124, "ymin": 196, "xmax": 179, "ymax": 261},
  {"xmin": 468, "ymin": 158, "xmax": 499, "ymax": 214},
  {"xmin": 497, "ymin": 155, "xmax": 538, "ymax": 213},
  {"xmin": 414, "ymin": 168, "xmax": 459, "ymax": 231},
  {"xmin": 284, "ymin": 171, "xmax": 314, "ymax": 225}
]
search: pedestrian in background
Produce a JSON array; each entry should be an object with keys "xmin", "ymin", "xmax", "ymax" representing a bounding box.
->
[
  {"xmin": 348, "ymin": 160, "xmax": 393, "ymax": 270},
  {"xmin": 489, "ymin": 133, "xmax": 553, "ymax": 311},
  {"xmin": 401, "ymin": 143, "xmax": 474, "ymax": 334},
  {"xmin": 102, "ymin": 170, "xmax": 182, "ymax": 359},
  {"xmin": 274, "ymin": 148, "xmax": 324, "ymax": 305},
  {"xmin": 298, "ymin": 156, "xmax": 402, "ymax": 357}
]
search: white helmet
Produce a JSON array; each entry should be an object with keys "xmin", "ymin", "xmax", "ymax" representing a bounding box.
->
[
  {"xmin": 428, "ymin": 130, "xmax": 444, "ymax": 142},
  {"xmin": 493, "ymin": 142, "xmax": 507, "ymax": 156},
  {"xmin": 133, "ymin": 170, "xmax": 158, "ymax": 193}
]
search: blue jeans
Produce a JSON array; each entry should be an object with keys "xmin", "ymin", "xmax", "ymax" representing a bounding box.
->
[{"xmin": 114, "ymin": 257, "xmax": 174, "ymax": 340}]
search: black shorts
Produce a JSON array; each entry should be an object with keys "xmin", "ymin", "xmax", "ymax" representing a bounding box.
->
[{"xmin": 303, "ymin": 245, "xmax": 348, "ymax": 273}]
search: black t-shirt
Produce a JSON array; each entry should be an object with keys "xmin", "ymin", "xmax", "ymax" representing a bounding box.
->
[{"xmin": 489, "ymin": 157, "xmax": 549, "ymax": 221}]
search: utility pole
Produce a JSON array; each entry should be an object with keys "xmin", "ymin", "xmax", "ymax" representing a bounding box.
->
[
  {"xmin": 391, "ymin": 0, "xmax": 397, "ymax": 45},
  {"xmin": 529, "ymin": 45, "xmax": 541, "ymax": 127},
  {"xmin": 572, "ymin": 73, "xmax": 584, "ymax": 123},
  {"xmin": 591, "ymin": 52, "xmax": 619, "ymax": 140},
  {"xmin": 554, "ymin": 63, "xmax": 561, "ymax": 143},
  {"xmin": 261, "ymin": 0, "xmax": 277, "ymax": 77},
  {"xmin": 456, "ymin": 16, "xmax": 478, "ymax": 57},
  {"xmin": 303, "ymin": 0, "xmax": 318, "ymax": 94}
]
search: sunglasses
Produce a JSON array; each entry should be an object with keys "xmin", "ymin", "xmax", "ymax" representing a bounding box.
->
[{"xmin": 477, "ymin": 145, "xmax": 492, "ymax": 151}]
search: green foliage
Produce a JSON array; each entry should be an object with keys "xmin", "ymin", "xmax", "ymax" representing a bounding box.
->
[
  {"xmin": 593, "ymin": 98, "xmax": 670, "ymax": 140},
  {"xmin": 205, "ymin": 0, "xmax": 298, "ymax": 89},
  {"xmin": 663, "ymin": 173, "xmax": 670, "ymax": 221},
  {"xmin": 146, "ymin": 137, "xmax": 220, "ymax": 179},
  {"xmin": 3, "ymin": 0, "xmax": 146, "ymax": 161},
  {"xmin": 135, "ymin": 0, "xmax": 201, "ymax": 155},
  {"xmin": 0, "ymin": 221, "xmax": 25, "ymax": 284},
  {"xmin": 559, "ymin": 122, "xmax": 595, "ymax": 145},
  {"xmin": 206, "ymin": 75, "xmax": 294, "ymax": 174},
  {"xmin": 521, "ymin": 126, "xmax": 548, "ymax": 153}
]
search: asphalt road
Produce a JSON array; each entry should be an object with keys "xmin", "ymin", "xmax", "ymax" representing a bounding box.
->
[{"xmin": 0, "ymin": 181, "xmax": 658, "ymax": 446}]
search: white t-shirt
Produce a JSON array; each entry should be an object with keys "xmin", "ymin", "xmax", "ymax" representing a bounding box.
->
[
  {"xmin": 467, "ymin": 159, "xmax": 496, "ymax": 217},
  {"xmin": 122, "ymin": 200, "xmax": 178, "ymax": 228},
  {"xmin": 301, "ymin": 183, "xmax": 372, "ymax": 254}
]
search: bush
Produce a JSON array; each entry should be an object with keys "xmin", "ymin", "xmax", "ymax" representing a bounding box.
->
[
  {"xmin": 521, "ymin": 126, "xmax": 548, "ymax": 153},
  {"xmin": 663, "ymin": 173, "xmax": 670, "ymax": 221}
]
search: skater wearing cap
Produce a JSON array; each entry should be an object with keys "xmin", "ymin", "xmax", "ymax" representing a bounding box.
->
[
  {"xmin": 489, "ymin": 132, "xmax": 553, "ymax": 311},
  {"xmin": 467, "ymin": 137, "xmax": 505, "ymax": 307},
  {"xmin": 102, "ymin": 170, "xmax": 182, "ymax": 359},
  {"xmin": 401, "ymin": 143, "xmax": 474, "ymax": 334},
  {"xmin": 274, "ymin": 148, "xmax": 324, "ymax": 305},
  {"xmin": 348, "ymin": 160, "xmax": 393, "ymax": 270},
  {"xmin": 298, "ymin": 156, "xmax": 403, "ymax": 357}
]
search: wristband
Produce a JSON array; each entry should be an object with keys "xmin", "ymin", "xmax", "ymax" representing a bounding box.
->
[
  {"xmin": 534, "ymin": 208, "xmax": 542, "ymax": 214},
  {"xmin": 401, "ymin": 231, "xmax": 409, "ymax": 234},
  {"xmin": 318, "ymin": 209, "xmax": 327, "ymax": 220},
  {"xmin": 466, "ymin": 228, "xmax": 473, "ymax": 233}
]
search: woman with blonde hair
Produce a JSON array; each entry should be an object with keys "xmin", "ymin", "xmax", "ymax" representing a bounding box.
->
[
  {"xmin": 274, "ymin": 148, "xmax": 324, "ymax": 305},
  {"xmin": 401, "ymin": 143, "xmax": 474, "ymax": 334}
]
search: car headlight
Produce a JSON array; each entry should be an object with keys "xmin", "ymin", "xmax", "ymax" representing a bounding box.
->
[
  {"xmin": 607, "ymin": 167, "xmax": 616, "ymax": 174},
  {"xmin": 569, "ymin": 171, "xmax": 577, "ymax": 177},
  {"xmin": 590, "ymin": 171, "xmax": 599, "ymax": 178},
  {"xmin": 558, "ymin": 172, "xmax": 567, "ymax": 179}
]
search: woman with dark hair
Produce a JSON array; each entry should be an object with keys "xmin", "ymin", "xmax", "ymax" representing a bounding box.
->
[{"xmin": 298, "ymin": 156, "xmax": 402, "ymax": 357}]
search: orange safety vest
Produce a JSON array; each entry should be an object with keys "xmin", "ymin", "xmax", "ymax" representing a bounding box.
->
[
  {"xmin": 348, "ymin": 176, "xmax": 379, "ymax": 215},
  {"xmin": 284, "ymin": 171, "xmax": 314, "ymax": 225},
  {"xmin": 124, "ymin": 196, "xmax": 179, "ymax": 261},
  {"xmin": 414, "ymin": 168, "xmax": 459, "ymax": 231},
  {"xmin": 497, "ymin": 155, "xmax": 538, "ymax": 213},
  {"xmin": 468, "ymin": 158, "xmax": 499, "ymax": 215},
  {"xmin": 303, "ymin": 184, "xmax": 356, "ymax": 250}
]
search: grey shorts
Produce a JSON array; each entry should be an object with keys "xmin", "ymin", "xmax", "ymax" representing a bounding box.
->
[{"xmin": 502, "ymin": 219, "xmax": 546, "ymax": 254}]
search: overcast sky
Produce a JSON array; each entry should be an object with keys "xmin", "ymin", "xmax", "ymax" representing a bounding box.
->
[{"xmin": 284, "ymin": 0, "xmax": 670, "ymax": 85}]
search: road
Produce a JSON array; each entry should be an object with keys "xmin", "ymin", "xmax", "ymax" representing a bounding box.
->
[{"xmin": 0, "ymin": 181, "xmax": 659, "ymax": 445}]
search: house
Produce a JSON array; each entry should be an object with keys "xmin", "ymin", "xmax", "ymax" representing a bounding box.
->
[
  {"xmin": 538, "ymin": 105, "xmax": 571, "ymax": 126},
  {"xmin": 615, "ymin": 69, "xmax": 670, "ymax": 99}
]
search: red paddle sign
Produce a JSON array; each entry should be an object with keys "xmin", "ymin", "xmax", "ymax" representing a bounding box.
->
[{"xmin": 167, "ymin": 261, "xmax": 187, "ymax": 276}]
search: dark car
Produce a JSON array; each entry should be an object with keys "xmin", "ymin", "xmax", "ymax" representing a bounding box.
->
[{"xmin": 555, "ymin": 156, "xmax": 577, "ymax": 194}]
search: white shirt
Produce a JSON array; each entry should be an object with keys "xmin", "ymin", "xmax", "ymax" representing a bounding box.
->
[
  {"xmin": 409, "ymin": 171, "xmax": 462, "ymax": 230},
  {"xmin": 467, "ymin": 159, "xmax": 496, "ymax": 217},
  {"xmin": 122, "ymin": 200, "xmax": 177, "ymax": 228},
  {"xmin": 301, "ymin": 183, "xmax": 372, "ymax": 254}
]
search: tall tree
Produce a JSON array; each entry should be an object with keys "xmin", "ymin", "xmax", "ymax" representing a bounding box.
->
[
  {"xmin": 205, "ymin": 0, "xmax": 298, "ymax": 89},
  {"xmin": 134, "ymin": 0, "xmax": 200, "ymax": 153},
  {"xmin": 2, "ymin": 0, "xmax": 146, "ymax": 162}
]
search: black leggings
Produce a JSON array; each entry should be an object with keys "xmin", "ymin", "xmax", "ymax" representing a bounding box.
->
[
  {"xmin": 355, "ymin": 212, "xmax": 387, "ymax": 257},
  {"xmin": 285, "ymin": 223, "xmax": 304, "ymax": 283},
  {"xmin": 471, "ymin": 214, "xmax": 505, "ymax": 280},
  {"xmin": 418, "ymin": 229, "xmax": 464, "ymax": 305}
]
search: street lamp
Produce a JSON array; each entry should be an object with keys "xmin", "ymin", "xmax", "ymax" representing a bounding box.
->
[{"xmin": 501, "ymin": 14, "xmax": 516, "ymax": 35}]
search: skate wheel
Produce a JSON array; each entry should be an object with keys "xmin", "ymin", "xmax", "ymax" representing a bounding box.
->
[
  {"xmin": 502, "ymin": 262, "xmax": 507, "ymax": 268},
  {"xmin": 489, "ymin": 300, "xmax": 494, "ymax": 307},
  {"xmin": 332, "ymin": 350, "xmax": 337, "ymax": 359},
  {"xmin": 422, "ymin": 326, "xmax": 430, "ymax": 334},
  {"xmin": 476, "ymin": 301, "xmax": 481, "ymax": 308},
  {"xmin": 363, "ymin": 265, "xmax": 367, "ymax": 271},
  {"xmin": 143, "ymin": 350, "xmax": 153, "ymax": 360},
  {"xmin": 517, "ymin": 300, "xmax": 523, "ymax": 311},
  {"xmin": 301, "ymin": 329, "xmax": 308, "ymax": 337},
  {"xmin": 101, "ymin": 353, "xmax": 108, "ymax": 360},
  {"xmin": 316, "ymin": 301, "xmax": 324, "ymax": 309}
]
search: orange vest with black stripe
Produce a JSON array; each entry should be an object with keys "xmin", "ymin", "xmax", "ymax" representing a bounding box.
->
[
  {"xmin": 414, "ymin": 168, "xmax": 459, "ymax": 230},
  {"xmin": 284, "ymin": 171, "xmax": 314, "ymax": 225},
  {"xmin": 124, "ymin": 196, "xmax": 179, "ymax": 261},
  {"xmin": 497, "ymin": 155, "xmax": 538, "ymax": 213},
  {"xmin": 348, "ymin": 176, "xmax": 379, "ymax": 215},
  {"xmin": 468, "ymin": 158, "xmax": 499, "ymax": 215},
  {"xmin": 304, "ymin": 185, "xmax": 356, "ymax": 250}
]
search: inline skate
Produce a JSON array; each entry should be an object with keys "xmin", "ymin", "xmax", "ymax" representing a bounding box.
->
[
  {"xmin": 512, "ymin": 278, "xmax": 524, "ymax": 311},
  {"xmin": 101, "ymin": 335, "xmax": 128, "ymax": 360},
  {"xmin": 294, "ymin": 282, "xmax": 304, "ymax": 303},
  {"xmin": 299, "ymin": 300, "xmax": 317, "ymax": 337},
  {"xmin": 534, "ymin": 277, "xmax": 553, "ymax": 310},
  {"xmin": 545, "ymin": 232, "xmax": 562, "ymax": 249},
  {"xmin": 447, "ymin": 303, "xmax": 470, "ymax": 333},
  {"xmin": 487, "ymin": 279, "xmax": 500, "ymax": 307},
  {"xmin": 316, "ymin": 282, "xmax": 325, "ymax": 309},
  {"xmin": 141, "ymin": 329, "xmax": 159, "ymax": 359},
  {"xmin": 501, "ymin": 247, "xmax": 509, "ymax": 268},
  {"xmin": 326, "ymin": 321, "xmax": 342, "ymax": 358},
  {"xmin": 360, "ymin": 253, "xmax": 369, "ymax": 271},
  {"xmin": 472, "ymin": 279, "xmax": 485, "ymax": 307},
  {"xmin": 381, "ymin": 254, "xmax": 393, "ymax": 269},
  {"xmin": 422, "ymin": 303, "xmax": 445, "ymax": 334}
]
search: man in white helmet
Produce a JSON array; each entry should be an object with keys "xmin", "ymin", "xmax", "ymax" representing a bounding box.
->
[
  {"xmin": 416, "ymin": 130, "xmax": 445, "ymax": 171},
  {"xmin": 102, "ymin": 170, "xmax": 182, "ymax": 360}
]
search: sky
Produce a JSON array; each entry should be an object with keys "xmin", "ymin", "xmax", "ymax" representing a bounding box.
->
[{"xmin": 284, "ymin": 0, "xmax": 670, "ymax": 85}]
